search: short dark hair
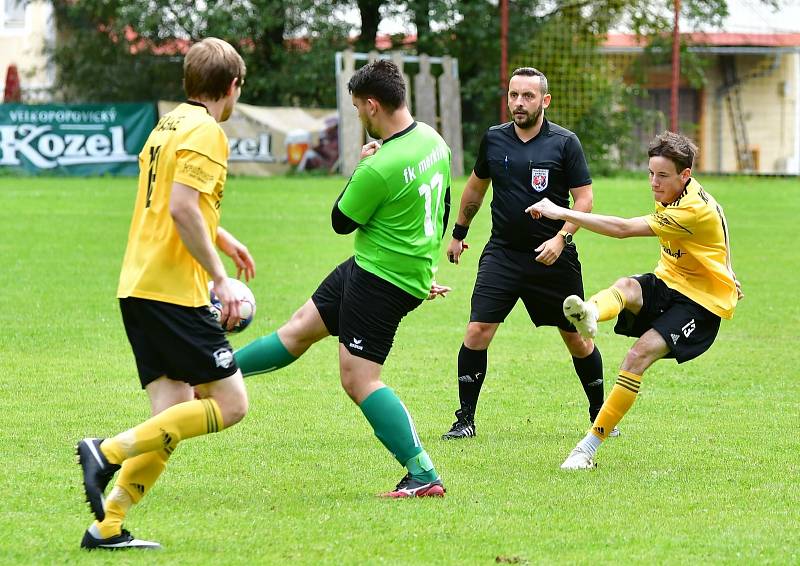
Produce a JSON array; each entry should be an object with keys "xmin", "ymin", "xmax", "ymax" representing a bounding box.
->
[
  {"xmin": 510, "ymin": 67, "xmax": 548, "ymax": 95},
  {"xmin": 347, "ymin": 60, "xmax": 406, "ymax": 111},
  {"xmin": 648, "ymin": 131, "xmax": 697, "ymax": 172}
]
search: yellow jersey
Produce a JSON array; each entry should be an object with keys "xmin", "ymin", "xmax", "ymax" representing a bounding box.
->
[
  {"xmin": 643, "ymin": 178, "xmax": 737, "ymax": 319},
  {"xmin": 117, "ymin": 102, "xmax": 229, "ymax": 307}
]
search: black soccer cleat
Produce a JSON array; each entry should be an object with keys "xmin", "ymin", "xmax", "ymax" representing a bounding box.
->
[
  {"xmin": 76, "ymin": 438, "xmax": 121, "ymax": 522},
  {"xmin": 441, "ymin": 410, "xmax": 476, "ymax": 440},
  {"xmin": 81, "ymin": 526, "xmax": 161, "ymax": 550}
]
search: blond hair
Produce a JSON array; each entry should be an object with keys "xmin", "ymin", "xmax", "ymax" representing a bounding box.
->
[{"xmin": 183, "ymin": 37, "xmax": 246, "ymax": 101}]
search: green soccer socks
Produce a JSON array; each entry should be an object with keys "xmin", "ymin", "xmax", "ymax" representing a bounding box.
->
[
  {"xmin": 360, "ymin": 386, "xmax": 438, "ymax": 483},
  {"xmin": 234, "ymin": 331, "xmax": 297, "ymax": 377}
]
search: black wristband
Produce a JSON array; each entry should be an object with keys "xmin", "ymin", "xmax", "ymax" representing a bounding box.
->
[{"xmin": 452, "ymin": 223, "xmax": 469, "ymax": 241}]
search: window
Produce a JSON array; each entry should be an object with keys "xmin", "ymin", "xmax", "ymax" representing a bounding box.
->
[{"xmin": 3, "ymin": 0, "xmax": 26, "ymax": 29}]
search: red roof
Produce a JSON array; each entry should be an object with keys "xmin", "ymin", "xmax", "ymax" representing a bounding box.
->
[
  {"xmin": 119, "ymin": 29, "xmax": 800, "ymax": 57},
  {"xmin": 121, "ymin": 31, "xmax": 415, "ymax": 56},
  {"xmin": 123, "ymin": 27, "xmax": 191, "ymax": 55},
  {"xmin": 605, "ymin": 32, "xmax": 800, "ymax": 48},
  {"xmin": 375, "ymin": 34, "xmax": 417, "ymax": 50}
]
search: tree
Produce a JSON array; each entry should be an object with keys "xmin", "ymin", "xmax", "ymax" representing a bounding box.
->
[
  {"xmin": 48, "ymin": 0, "xmax": 774, "ymax": 172},
  {"xmin": 49, "ymin": 0, "xmax": 351, "ymax": 106},
  {"xmin": 394, "ymin": 0, "xmax": 764, "ymax": 172},
  {"xmin": 408, "ymin": 0, "xmax": 432, "ymax": 54},
  {"xmin": 354, "ymin": 0, "xmax": 383, "ymax": 52}
]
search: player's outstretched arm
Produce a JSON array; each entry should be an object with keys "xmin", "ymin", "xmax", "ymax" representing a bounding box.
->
[
  {"xmin": 533, "ymin": 185, "xmax": 595, "ymax": 266},
  {"xmin": 564, "ymin": 184, "xmax": 593, "ymax": 236},
  {"xmin": 526, "ymin": 198, "xmax": 654, "ymax": 239}
]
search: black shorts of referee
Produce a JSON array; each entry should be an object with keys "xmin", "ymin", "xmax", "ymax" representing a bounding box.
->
[
  {"xmin": 119, "ymin": 297, "xmax": 239, "ymax": 389},
  {"xmin": 311, "ymin": 256, "xmax": 423, "ymax": 365},
  {"xmin": 614, "ymin": 273, "xmax": 721, "ymax": 363},
  {"xmin": 470, "ymin": 241, "xmax": 585, "ymax": 332}
]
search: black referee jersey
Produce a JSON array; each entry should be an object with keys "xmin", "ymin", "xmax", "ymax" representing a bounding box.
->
[{"xmin": 473, "ymin": 119, "xmax": 591, "ymax": 252}]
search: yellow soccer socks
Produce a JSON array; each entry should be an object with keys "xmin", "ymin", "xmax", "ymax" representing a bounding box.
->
[
  {"xmin": 95, "ymin": 450, "xmax": 169, "ymax": 539},
  {"xmin": 92, "ymin": 398, "xmax": 223, "ymax": 538},
  {"xmin": 590, "ymin": 285, "xmax": 627, "ymax": 322},
  {"xmin": 591, "ymin": 370, "xmax": 642, "ymax": 440},
  {"xmin": 100, "ymin": 398, "xmax": 223, "ymax": 464},
  {"xmin": 571, "ymin": 370, "xmax": 642, "ymax": 460}
]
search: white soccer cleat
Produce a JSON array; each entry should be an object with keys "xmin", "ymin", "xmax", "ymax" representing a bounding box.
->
[
  {"xmin": 563, "ymin": 295, "xmax": 598, "ymax": 339},
  {"xmin": 560, "ymin": 446, "xmax": 597, "ymax": 470}
]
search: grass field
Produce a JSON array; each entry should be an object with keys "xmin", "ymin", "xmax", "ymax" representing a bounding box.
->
[{"xmin": 1, "ymin": 173, "xmax": 798, "ymax": 564}]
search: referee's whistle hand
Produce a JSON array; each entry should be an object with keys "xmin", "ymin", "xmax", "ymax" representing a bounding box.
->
[{"xmin": 446, "ymin": 239, "xmax": 468, "ymax": 264}]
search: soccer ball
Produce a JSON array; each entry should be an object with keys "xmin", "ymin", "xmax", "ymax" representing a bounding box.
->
[{"xmin": 208, "ymin": 278, "xmax": 256, "ymax": 333}]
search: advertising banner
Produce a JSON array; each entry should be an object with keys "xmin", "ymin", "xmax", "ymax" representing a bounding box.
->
[
  {"xmin": 158, "ymin": 101, "xmax": 338, "ymax": 176},
  {"xmin": 0, "ymin": 103, "xmax": 156, "ymax": 176}
]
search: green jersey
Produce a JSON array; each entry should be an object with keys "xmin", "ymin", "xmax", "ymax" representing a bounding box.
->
[{"xmin": 338, "ymin": 122, "xmax": 451, "ymax": 299}]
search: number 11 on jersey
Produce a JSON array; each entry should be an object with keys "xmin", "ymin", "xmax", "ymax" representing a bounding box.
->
[{"xmin": 418, "ymin": 171, "xmax": 444, "ymax": 237}]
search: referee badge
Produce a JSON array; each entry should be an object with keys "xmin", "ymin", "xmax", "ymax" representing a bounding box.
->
[{"xmin": 530, "ymin": 168, "xmax": 549, "ymax": 192}]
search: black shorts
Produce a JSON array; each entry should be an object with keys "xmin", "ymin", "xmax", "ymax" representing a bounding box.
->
[
  {"xmin": 311, "ymin": 256, "xmax": 423, "ymax": 365},
  {"xmin": 614, "ymin": 273, "xmax": 721, "ymax": 363},
  {"xmin": 119, "ymin": 297, "xmax": 239, "ymax": 388},
  {"xmin": 470, "ymin": 242, "xmax": 584, "ymax": 331}
]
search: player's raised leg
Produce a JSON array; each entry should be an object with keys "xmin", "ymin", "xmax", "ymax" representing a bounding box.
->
[
  {"xmin": 564, "ymin": 277, "xmax": 644, "ymax": 339},
  {"xmin": 340, "ymin": 346, "xmax": 444, "ymax": 498},
  {"xmin": 562, "ymin": 295, "xmax": 599, "ymax": 338},
  {"xmin": 235, "ymin": 299, "xmax": 330, "ymax": 376}
]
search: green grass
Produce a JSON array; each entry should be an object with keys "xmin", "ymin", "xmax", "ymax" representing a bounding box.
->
[{"xmin": 0, "ymin": 174, "xmax": 798, "ymax": 564}]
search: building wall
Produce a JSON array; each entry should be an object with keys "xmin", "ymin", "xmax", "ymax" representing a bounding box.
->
[
  {"xmin": 701, "ymin": 52, "xmax": 799, "ymax": 174},
  {"xmin": 0, "ymin": 1, "xmax": 55, "ymax": 102}
]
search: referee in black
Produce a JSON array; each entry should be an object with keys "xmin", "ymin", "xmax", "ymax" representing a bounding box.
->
[{"xmin": 442, "ymin": 67, "xmax": 614, "ymax": 439}]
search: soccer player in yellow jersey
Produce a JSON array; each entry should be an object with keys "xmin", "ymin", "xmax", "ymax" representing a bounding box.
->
[
  {"xmin": 76, "ymin": 37, "xmax": 255, "ymax": 549},
  {"xmin": 526, "ymin": 131, "xmax": 743, "ymax": 470}
]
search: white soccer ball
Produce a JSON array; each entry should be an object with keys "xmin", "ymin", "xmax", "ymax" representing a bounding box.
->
[{"xmin": 208, "ymin": 278, "xmax": 256, "ymax": 333}]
